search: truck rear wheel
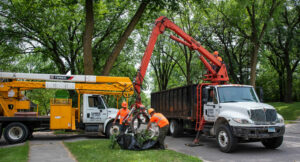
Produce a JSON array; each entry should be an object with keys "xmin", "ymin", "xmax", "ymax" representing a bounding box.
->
[
  {"xmin": 216, "ymin": 124, "xmax": 237, "ymax": 153},
  {"xmin": 4, "ymin": 122, "xmax": 29, "ymax": 144},
  {"xmin": 261, "ymin": 136, "xmax": 283, "ymax": 149},
  {"xmin": 169, "ymin": 120, "xmax": 183, "ymax": 137}
]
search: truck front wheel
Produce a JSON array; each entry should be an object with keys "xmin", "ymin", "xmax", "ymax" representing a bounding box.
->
[
  {"xmin": 261, "ymin": 136, "xmax": 283, "ymax": 149},
  {"xmin": 4, "ymin": 122, "xmax": 29, "ymax": 144},
  {"xmin": 105, "ymin": 122, "xmax": 114, "ymax": 138},
  {"xmin": 216, "ymin": 124, "xmax": 237, "ymax": 153},
  {"xmin": 169, "ymin": 120, "xmax": 183, "ymax": 137}
]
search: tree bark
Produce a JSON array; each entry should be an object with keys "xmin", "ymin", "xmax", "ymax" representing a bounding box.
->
[
  {"xmin": 101, "ymin": 0, "xmax": 149, "ymax": 75},
  {"xmin": 83, "ymin": 0, "xmax": 94, "ymax": 75},
  {"xmin": 250, "ymin": 44, "xmax": 259, "ymax": 87},
  {"xmin": 278, "ymin": 72, "xmax": 284, "ymax": 102},
  {"xmin": 284, "ymin": 53, "xmax": 293, "ymax": 103}
]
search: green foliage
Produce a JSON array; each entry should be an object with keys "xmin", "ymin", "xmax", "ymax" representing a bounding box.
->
[
  {"xmin": 136, "ymin": 129, "xmax": 158, "ymax": 145},
  {"xmin": 64, "ymin": 139, "xmax": 201, "ymax": 162},
  {"xmin": 0, "ymin": 0, "xmax": 299, "ymax": 104},
  {"xmin": 269, "ymin": 102, "xmax": 300, "ymax": 121},
  {"xmin": 0, "ymin": 142, "xmax": 29, "ymax": 162},
  {"xmin": 26, "ymin": 89, "xmax": 57, "ymax": 115},
  {"xmin": 55, "ymin": 90, "xmax": 70, "ymax": 99},
  {"xmin": 109, "ymin": 134, "xmax": 118, "ymax": 149}
]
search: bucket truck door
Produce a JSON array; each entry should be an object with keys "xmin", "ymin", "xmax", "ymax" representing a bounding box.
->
[{"xmin": 83, "ymin": 95, "xmax": 108, "ymax": 123}]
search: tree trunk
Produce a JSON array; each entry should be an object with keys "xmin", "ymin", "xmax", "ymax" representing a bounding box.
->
[
  {"xmin": 101, "ymin": 0, "xmax": 149, "ymax": 75},
  {"xmin": 285, "ymin": 66, "xmax": 293, "ymax": 103},
  {"xmin": 278, "ymin": 72, "xmax": 284, "ymax": 102},
  {"xmin": 83, "ymin": 0, "xmax": 94, "ymax": 75},
  {"xmin": 250, "ymin": 44, "xmax": 259, "ymax": 87}
]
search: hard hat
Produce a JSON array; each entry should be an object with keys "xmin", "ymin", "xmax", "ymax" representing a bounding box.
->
[
  {"xmin": 148, "ymin": 108, "xmax": 155, "ymax": 114},
  {"xmin": 217, "ymin": 56, "xmax": 223, "ymax": 62},
  {"xmin": 213, "ymin": 51, "xmax": 219, "ymax": 55},
  {"xmin": 121, "ymin": 101, "xmax": 127, "ymax": 108}
]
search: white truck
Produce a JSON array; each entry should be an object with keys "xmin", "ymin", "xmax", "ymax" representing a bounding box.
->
[{"xmin": 151, "ymin": 84, "xmax": 285, "ymax": 152}]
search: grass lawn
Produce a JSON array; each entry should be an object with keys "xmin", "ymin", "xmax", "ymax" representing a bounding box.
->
[
  {"xmin": 0, "ymin": 142, "xmax": 29, "ymax": 162},
  {"xmin": 269, "ymin": 102, "xmax": 300, "ymax": 121},
  {"xmin": 64, "ymin": 139, "xmax": 201, "ymax": 162}
]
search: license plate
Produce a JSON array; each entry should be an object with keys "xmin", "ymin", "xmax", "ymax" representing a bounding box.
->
[{"xmin": 268, "ymin": 127, "xmax": 276, "ymax": 133}]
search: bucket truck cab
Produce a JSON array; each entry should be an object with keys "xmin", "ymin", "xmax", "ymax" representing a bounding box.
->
[{"xmin": 81, "ymin": 94, "xmax": 119, "ymax": 136}]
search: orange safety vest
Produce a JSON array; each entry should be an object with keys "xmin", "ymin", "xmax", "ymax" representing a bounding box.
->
[
  {"xmin": 117, "ymin": 108, "xmax": 130, "ymax": 125},
  {"xmin": 150, "ymin": 113, "xmax": 169, "ymax": 128}
]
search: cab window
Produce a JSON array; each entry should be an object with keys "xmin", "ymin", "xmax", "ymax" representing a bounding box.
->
[
  {"xmin": 88, "ymin": 96, "xmax": 106, "ymax": 109},
  {"xmin": 208, "ymin": 88, "xmax": 218, "ymax": 104}
]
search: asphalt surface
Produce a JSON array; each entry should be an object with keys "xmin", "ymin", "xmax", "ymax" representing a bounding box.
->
[
  {"xmin": 0, "ymin": 123, "xmax": 299, "ymax": 162},
  {"xmin": 165, "ymin": 123, "xmax": 300, "ymax": 162}
]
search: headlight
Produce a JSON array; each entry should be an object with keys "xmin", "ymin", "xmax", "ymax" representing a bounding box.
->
[
  {"xmin": 277, "ymin": 117, "xmax": 284, "ymax": 123},
  {"xmin": 232, "ymin": 118, "xmax": 251, "ymax": 124},
  {"xmin": 277, "ymin": 114, "xmax": 284, "ymax": 123},
  {"xmin": 280, "ymin": 118, "xmax": 284, "ymax": 123}
]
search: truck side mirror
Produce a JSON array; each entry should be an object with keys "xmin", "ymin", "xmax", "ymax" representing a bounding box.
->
[
  {"xmin": 259, "ymin": 87, "xmax": 264, "ymax": 102},
  {"xmin": 202, "ymin": 88, "xmax": 209, "ymax": 104}
]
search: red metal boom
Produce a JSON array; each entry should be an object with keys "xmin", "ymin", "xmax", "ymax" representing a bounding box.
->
[{"xmin": 134, "ymin": 16, "xmax": 229, "ymax": 106}]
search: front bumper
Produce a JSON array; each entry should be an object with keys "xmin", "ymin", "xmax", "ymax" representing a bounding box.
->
[{"xmin": 231, "ymin": 126, "xmax": 285, "ymax": 139}]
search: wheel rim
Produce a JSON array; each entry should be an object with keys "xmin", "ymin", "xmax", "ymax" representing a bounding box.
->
[
  {"xmin": 8, "ymin": 126, "xmax": 23, "ymax": 140},
  {"xmin": 170, "ymin": 121, "xmax": 175, "ymax": 134},
  {"xmin": 218, "ymin": 130, "xmax": 229, "ymax": 148},
  {"xmin": 139, "ymin": 114, "xmax": 146, "ymax": 124},
  {"xmin": 133, "ymin": 118, "xmax": 139, "ymax": 129},
  {"xmin": 110, "ymin": 125, "xmax": 120, "ymax": 136},
  {"xmin": 148, "ymin": 125, "xmax": 159, "ymax": 138}
]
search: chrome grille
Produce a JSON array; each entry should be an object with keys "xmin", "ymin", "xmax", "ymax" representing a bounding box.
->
[
  {"xmin": 250, "ymin": 109, "xmax": 277, "ymax": 125},
  {"xmin": 266, "ymin": 109, "xmax": 277, "ymax": 122}
]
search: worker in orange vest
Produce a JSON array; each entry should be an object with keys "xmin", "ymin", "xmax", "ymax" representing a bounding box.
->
[
  {"xmin": 210, "ymin": 51, "xmax": 223, "ymax": 71},
  {"xmin": 146, "ymin": 108, "xmax": 169, "ymax": 149},
  {"xmin": 113, "ymin": 101, "xmax": 130, "ymax": 134},
  {"xmin": 213, "ymin": 51, "xmax": 223, "ymax": 62}
]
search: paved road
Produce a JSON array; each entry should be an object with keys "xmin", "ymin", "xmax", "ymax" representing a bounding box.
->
[
  {"xmin": 1, "ymin": 123, "xmax": 299, "ymax": 162},
  {"xmin": 166, "ymin": 123, "xmax": 300, "ymax": 162}
]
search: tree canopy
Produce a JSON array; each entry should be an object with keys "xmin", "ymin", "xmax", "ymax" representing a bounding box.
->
[{"xmin": 0, "ymin": 0, "xmax": 299, "ymax": 110}]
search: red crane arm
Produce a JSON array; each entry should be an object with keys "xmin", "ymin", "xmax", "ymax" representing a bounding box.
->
[{"xmin": 134, "ymin": 16, "xmax": 229, "ymax": 100}]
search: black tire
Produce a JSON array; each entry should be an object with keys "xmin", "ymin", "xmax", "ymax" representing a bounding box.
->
[
  {"xmin": 27, "ymin": 128, "xmax": 34, "ymax": 139},
  {"xmin": 4, "ymin": 122, "xmax": 29, "ymax": 144},
  {"xmin": 261, "ymin": 136, "xmax": 283, "ymax": 149},
  {"xmin": 169, "ymin": 120, "xmax": 183, "ymax": 137},
  {"xmin": 216, "ymin": 124, "xmax": 237, "ymax": 153},
  {"xmin": 105, "ymin": 122, "xmax": 113, "ymax": 138}
]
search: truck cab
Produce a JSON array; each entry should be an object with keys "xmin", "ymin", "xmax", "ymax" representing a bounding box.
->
[
  {"xmin": 203, "ymin": 85, "xmax": 285, "ymax": 152},
  {"xmin": 81, "ymin": 94, "xmax": 118, "ymax": 137}
]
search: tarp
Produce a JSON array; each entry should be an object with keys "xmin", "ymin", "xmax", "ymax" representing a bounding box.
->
[{"xmin": 116, "ymin": 134, "xmax": 157, "ymax": 150}]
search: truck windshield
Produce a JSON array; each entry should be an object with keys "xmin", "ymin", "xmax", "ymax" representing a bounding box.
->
[{"xmin": 218, "ymin": 87, "xmax": 258, "ymax": 103}]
